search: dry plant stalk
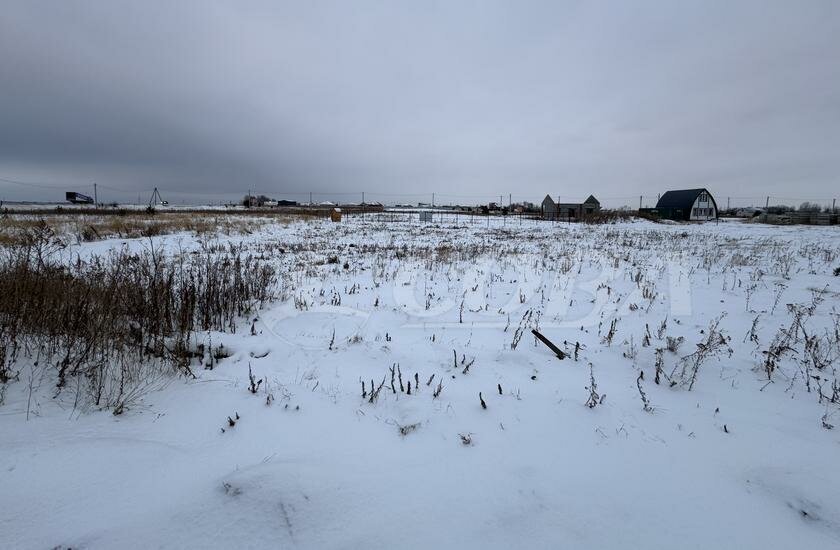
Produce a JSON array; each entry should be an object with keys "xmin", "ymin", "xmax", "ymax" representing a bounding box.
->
[{"xmin": 0, "ymin": 225, "xmax": 276, "ymax": 411}]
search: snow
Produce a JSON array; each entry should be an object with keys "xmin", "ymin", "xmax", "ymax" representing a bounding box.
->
[{"xmin": 2, "ymin": 216, "xmax": 839, "ymax": 549}]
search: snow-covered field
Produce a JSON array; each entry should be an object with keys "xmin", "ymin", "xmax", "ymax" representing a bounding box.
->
[{"xmin": 2, "ymin": 216, "xmax": 839, "ymax": 549}]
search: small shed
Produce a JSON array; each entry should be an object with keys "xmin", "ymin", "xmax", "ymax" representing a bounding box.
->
[{"xmin": 330, "ymin": 208, "xmax": 342, "ymax": 222}]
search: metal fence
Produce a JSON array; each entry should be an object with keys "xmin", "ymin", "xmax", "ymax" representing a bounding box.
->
[
  {"xmin": 753, "ymin": 212, "xmax": 839, "ymax": 226},
  {"xmin": 345, "ymin": 210, "xmax": 553, "ymax": 227}
]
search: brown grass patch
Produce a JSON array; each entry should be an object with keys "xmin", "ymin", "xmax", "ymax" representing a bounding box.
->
[{"xmin": 0, "ymin": 211, "xmax": 299, "ymax": 245}]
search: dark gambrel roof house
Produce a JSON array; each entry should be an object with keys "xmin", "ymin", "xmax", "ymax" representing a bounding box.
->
[{"xmin": 651, "ymin": 188, "xmax": 718, "ymax": 221}]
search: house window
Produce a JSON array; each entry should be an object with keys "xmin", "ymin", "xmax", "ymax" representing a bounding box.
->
[{"xmin": 699, "ymin": 192, "xmax": 708, "ymax": 203}]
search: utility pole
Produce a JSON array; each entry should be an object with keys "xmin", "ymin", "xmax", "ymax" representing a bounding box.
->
[
  {"xmin": 149, "ymin": 187, "xmax": 163, "ymax": 206},
  {"xmin": 432, "ymin": 192, "xmax": 435, "ymax": 207},
  {"xmin": 362, "ymin": 192, "xmax": 365, "ymax": 205},
  {"xmin": 509, "ymin": 193, "xmax": 512, "ymax": 209},
  {"xmin": 94, "ymin": 183, "xmax": 98, "ymax": 205},
  {"xmin": 727, "ymin": 197, "xmax": 730, "ymax": 210},
  {"xmin": 766, "ymin": 196, "xmax": 770, "ymax": 209},
  {"xmin": 639, "ymin": 195, "xmax": 642, "ymax": 210},
  {"xmin": 833, "ymin": 198, "xmax": 836, "ymax": 212}
]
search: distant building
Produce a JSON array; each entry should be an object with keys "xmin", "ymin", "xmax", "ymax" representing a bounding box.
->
[
  {"xmin": 646, "ymin": 189, "xmax": 718, "ymax": 221},
  {"xmin": 66, "ymin": 191, "xmax": 94, "ymax": 204},
  {"xmin": 735, "ymin": 207, "xmax": 763, "ymax": 218},
  {"xmin": 541, "ymin": 194, "xmax": 600, "ymax": 220}
]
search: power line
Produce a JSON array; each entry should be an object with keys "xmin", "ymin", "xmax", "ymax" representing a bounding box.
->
[{"xmin": 95, "ymin": 183, "xmax": 155, "ymax": 193}]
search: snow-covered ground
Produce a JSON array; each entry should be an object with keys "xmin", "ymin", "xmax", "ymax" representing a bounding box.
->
[{"xmin": 2, "ymin": 216, "xmax": 839, "ymax": 549}]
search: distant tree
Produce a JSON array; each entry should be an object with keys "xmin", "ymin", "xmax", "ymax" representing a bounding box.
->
[
  {"xmin": 767, "ymin": 204, "xmax": 793, "ymax": 214},
  {"xmin": 799, "ymin": 201, "xmax": 821, "ymax": 212}
]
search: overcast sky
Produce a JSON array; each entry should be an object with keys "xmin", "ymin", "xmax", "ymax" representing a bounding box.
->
[{"xmin": 1, "ymin": 1, "xmax": 839, "ymax": 207}]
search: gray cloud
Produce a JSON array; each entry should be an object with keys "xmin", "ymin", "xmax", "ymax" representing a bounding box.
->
[{"xmin": 1, "ymin": 1, "xmax": 839, "ymax": 207}]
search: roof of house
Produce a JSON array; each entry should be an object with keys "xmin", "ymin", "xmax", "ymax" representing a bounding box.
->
[
  {"xmin": 656, "ymin": 188, "xmax": 714, "ymax": 209},
  {"xmin": 583, "ymin": 195, "xmax": 599, "ymax": 204},
  {"xmin": 542, "ymin": 194, "xmax": 556, "ymax": 205}
]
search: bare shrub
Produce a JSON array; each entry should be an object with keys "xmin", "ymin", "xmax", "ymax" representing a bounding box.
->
[
  {"xmin": 248, "ymin": 364, "xmax": 263, "ymax": 394},
  {"xmin": 670, "ymin": 316, "xmax": 731, "ymax": 390},
  {"xmin": 0, "ymin": 230, "xmax": 276, "ymax": 411},
  {"xmin": 398, "ymin": 422, "xmax": 420, "ymax": 436},
  {"xmin": 585, "ymin": 363, "xmax": 605, "ymax": 408},
  {"xmin": 666, "ymin": 336, "xmax": 684, "ymax": 353},
  {"xmin": 636, "ymin": 371, "xmax": 653, "ymax": 412},
  {"xmin": 601, "ymin": 318, "xmax": 618, "ymax": 347}
]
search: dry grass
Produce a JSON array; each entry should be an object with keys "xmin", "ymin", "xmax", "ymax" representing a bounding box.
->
[
  {"xmin": 0, "ymin": 211, "xmax": 298, "ymax": 245},
  {"xmin": 0, "ymin": 224, "xmax": 277, "ymax": 411}
]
